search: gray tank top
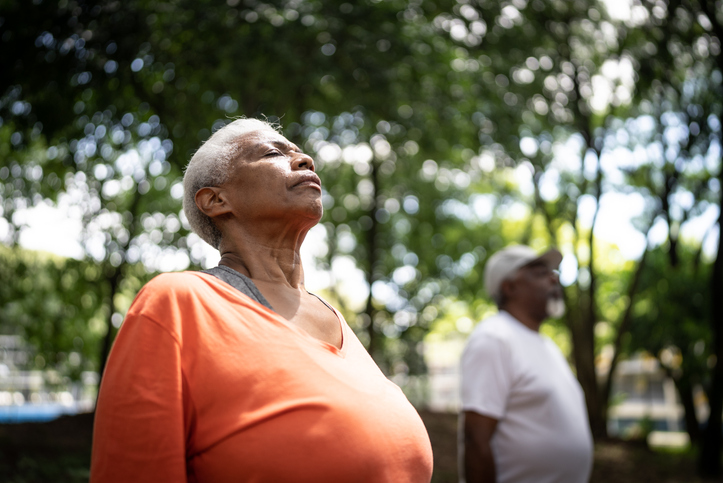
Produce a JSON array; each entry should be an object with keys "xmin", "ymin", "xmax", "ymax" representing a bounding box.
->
[{"xmin": 201, "ymin": 265, "xmax": 334, "ymax": 314}]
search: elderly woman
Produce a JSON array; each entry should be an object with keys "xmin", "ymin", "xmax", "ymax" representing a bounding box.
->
[{"xmin": 90, "ymin": 118, "xmax": 433, "ymax": 482}]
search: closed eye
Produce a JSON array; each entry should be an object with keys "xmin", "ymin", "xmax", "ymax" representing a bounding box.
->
[{"xmin": 264, "ymin": 150, "xmax": 283, "ymax": 157}]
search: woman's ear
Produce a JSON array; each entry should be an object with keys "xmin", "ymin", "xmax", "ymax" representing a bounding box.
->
[{"xmin": 195, "ymin": 187, "xmax": 232, "ymax": 218}]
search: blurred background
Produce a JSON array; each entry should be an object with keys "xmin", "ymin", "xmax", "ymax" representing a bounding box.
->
[{"xmin": 0, "ymin": 0, "xmax": 721, "ymax": 481}]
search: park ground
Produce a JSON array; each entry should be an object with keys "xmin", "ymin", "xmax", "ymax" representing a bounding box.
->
[{"xmin": 0, "ymin": 410, "xmax": 713, "ymax": 482}]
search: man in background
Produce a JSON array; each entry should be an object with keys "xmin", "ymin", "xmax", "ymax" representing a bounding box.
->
[{"xmin": 459, "ymin": 245, "xmax": 593, "ymax": 483}]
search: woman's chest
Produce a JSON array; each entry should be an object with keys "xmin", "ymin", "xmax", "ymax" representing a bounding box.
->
[{"xmin": 178, "ymin": 315, "xmax": 431, "ymax": 482}]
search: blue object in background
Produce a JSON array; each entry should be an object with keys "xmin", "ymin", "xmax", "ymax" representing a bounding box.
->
[{"xmin": 0, "ymin": 404, "xmax": 78, "ymax": 423}]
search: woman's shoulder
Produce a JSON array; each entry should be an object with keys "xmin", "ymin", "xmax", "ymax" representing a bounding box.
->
[
  {"xmin": 138, "ymin": 271, "xmax": 205, "ymax": 295},
  {"xmin": 145, "ymin": 270, "xmax": 207, "ymax": 289},
  {"xmin": 131, "ymin": 271, "xmax": 217, "ymax": 310}
]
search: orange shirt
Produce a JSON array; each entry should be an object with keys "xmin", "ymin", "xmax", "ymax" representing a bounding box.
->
[{"xmin": 91, "ymin": 272, "xmax": 433, "ymax": 482}]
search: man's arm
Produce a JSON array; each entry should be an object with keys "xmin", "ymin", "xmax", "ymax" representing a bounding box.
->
[{"xmin": 463, "ymin": 410, "xmax": 499, "ymax": 483}]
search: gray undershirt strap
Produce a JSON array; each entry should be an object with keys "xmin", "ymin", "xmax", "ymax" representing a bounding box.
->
[
  {"xmin": 201, "ymin": 265, "xmax": 335, "ymax": 315},
  {"xmin": 201, "ymin": 265, "xmax": 274, "ymax": 311}
]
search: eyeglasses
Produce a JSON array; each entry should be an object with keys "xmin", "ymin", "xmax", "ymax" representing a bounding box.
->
[{"xmin": 524, "ymin": 265, "xmax": 559, "ymax": 278}]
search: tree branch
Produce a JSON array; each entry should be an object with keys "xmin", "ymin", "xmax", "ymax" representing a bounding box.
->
[{"xmin": 601, "ymin": 222, "xmax": 653, "ymax": 407}]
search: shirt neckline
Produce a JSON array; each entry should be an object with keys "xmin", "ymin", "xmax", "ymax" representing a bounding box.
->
[
  {"xmin": 195, "ymin": 270, "xmax": 346, "ymax": 356},
  {"xmin": 498, "ymin": 310, "xmax": 543, "ymax": 337}
]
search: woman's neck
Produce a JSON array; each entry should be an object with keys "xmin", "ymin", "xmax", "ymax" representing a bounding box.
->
[{"xmin": 217, "ymin": 225, "xmax": 307, "ymax": 288}]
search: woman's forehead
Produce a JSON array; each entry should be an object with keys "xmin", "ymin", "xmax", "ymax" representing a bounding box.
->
[{"xmin": 235, "ymin": 129, "xmax": 297, "ymax": 151}]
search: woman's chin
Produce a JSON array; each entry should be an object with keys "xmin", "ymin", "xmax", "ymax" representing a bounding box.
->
[
  {"xmin": 307, "ymin": 203, "xmax": 324, "ymax": 222},
  {"xmin": 294, "ymin": 205, "xmax": 323, "ymax": 228}
]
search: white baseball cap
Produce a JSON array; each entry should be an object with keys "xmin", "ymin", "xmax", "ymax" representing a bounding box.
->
[{"xmin": 483, "ymin": 245, "xmax": 563, "ymax": 303}]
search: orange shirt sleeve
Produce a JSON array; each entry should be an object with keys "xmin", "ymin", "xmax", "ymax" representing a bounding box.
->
[{"xmin": 90, "ymin": 312, "xmax": 188, "ymax": 483}]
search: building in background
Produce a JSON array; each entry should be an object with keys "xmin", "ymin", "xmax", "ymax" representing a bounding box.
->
[{"xmin": 0, "ymin": 335, "xmax": 96, "ymax": 423}]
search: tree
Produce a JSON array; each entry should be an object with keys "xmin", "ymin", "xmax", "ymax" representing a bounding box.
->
[
  {"xmin": 626, "ymin": 246, "xmax": 712, "ymax": 446},
  {"xmin": 1, "ymin": 0, "xmax": 483, "ymax": 378},
  {"xmin": 433, "ymin": 0, "xmax": 660, "ymax": 438},
  {"xmin": 626, "ymin": 0, "xmax": 723, "ymax": 474},
  {"xmin": 0, "ymin": 244, "xmax": 152, "ymax": 379}
]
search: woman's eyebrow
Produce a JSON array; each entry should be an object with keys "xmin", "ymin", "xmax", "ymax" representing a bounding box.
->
[{"xmin": 269, "ymin": 140, "xmax": 302, "ymax": 152}]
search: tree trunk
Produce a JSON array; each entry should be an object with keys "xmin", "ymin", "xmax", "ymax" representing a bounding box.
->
[
  {"xmin": 699, "ymin": 161, "xmax": 723, "ymax": 478},
  {"xmin": 674, "ymin": 377, "xmax": 702, "ymax": 446},
  {"xmin": 95, "ymin": 187, "xmax": 143, "ymax": 390},
  {"xmin": 97, "ymin": 264, "xmax": 122, "ymax": 388},
  {"xmin": 364, "ymin": 158, "xmax": 380, "ymax": 359},
  {"xmin": 568, "ymin": 306, "xmax": 604, "ymax": 437},
  {"xmin": 581, "ymin": 151, "xmax": 607, "ymax": 439},
  {"xmin": 601, "ymin": 247, "xmax": 649, "ymax": 420},
  {"xmin": 696, "ymin": 6, "xmax": 723, "ymax": 477}
]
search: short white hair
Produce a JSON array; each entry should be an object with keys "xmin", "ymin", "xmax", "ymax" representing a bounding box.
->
[{"xmin": 183, "ymin": 118, "xmax": 280, "ymax": 249}]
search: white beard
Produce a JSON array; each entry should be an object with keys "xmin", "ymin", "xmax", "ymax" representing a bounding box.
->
[{"xmin": 546, "ymin": 298, "xmax": 566, "ymax": 318}]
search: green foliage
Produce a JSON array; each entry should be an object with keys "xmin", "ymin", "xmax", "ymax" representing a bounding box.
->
[
  {"xmin": 0, "ymin": 246, "xmax": 104, "ymax": 376},
  {"xmin": 627, "ymin": 246, "xmax": 712, "ymax": 387},
  {"xmin": 0, "ymin": 245, "xmax": 153, "ymax": 378}
]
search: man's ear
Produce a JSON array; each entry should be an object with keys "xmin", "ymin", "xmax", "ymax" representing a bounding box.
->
[
  {"xmin": 500, "ymin": 278, "xmax": 515, "ymax": 302},
  {"xmin": 194, "ymin": 187, "xmax": 232, "ymax": 218}
]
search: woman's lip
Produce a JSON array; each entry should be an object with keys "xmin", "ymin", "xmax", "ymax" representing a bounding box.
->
[
  {"xmin": 293, "ymin": 179, "xmax": 322, "ymax": 189},
  {"xmin": 292, "ymin": 173, "xmax": 322, "ymax": 188}
]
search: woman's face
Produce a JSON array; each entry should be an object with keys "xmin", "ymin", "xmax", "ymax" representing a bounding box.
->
[{"xmin": 218, "ymin": 129, "xmax": 323, "ymax": 229}]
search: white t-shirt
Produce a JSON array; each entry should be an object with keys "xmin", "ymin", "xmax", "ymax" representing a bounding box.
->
[{"xmin": 460, "ymin": 311, "xmax": 593, "ymax": 483}]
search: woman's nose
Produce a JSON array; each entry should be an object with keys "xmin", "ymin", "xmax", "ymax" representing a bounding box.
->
[{"xmin": 292, "ymin": 152, "xmax": 315, "ymax": 171}]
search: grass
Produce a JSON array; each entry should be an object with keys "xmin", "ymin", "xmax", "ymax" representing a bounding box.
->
[
  {"xmin": 0, "ymin": 451, "xmax": 90, "ymax": 483},
  {"xmin": 418, "ymin": 410, "xmax": 713, "ymax": 483},
  {"xmin": 591, "ymin": 440, "xmax": 704, "ymax": 483},
  {"xmin": 0, "ymin": 412, "xmax": 93, "ymax": 483}
]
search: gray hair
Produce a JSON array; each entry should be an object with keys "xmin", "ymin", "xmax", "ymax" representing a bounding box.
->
[{"xmin": 182, "ymin": 118, "xmax": 280, "ymax": 249}]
